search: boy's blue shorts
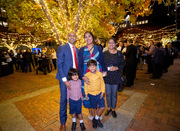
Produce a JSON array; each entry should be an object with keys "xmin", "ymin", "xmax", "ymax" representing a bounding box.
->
[
  {"xmin": 88, "ymin": 93, "xmax": 105, "ymax": 109},
  {"xmin": 69, "ymin": 98, "xmax": 82, "ymax": 114}
]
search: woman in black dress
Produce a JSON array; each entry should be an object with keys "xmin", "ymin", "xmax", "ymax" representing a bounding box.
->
[{"xmin": 103, "ymin": 38, "xmax": 125, "ymax": 118}]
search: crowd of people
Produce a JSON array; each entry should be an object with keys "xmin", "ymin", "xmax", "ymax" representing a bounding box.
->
[
  {"xmin": 0, "ymin": 31, "xmax": 178, "ymax": 131},
  {"xmin": 114, "ymin": 40, "xmax": 178, "ymax": 79},
  {"xmin": 0, "ymin": 47, "xmax": 57, "ymax": 76},
  {"xmin": 35, "ymin": 47, "xmax": 57, "ymax": 75}
]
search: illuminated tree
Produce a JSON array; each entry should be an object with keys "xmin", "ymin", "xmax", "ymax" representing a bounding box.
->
[{"xmin": 0, "ymin": 0, "xmax": 177, "ymax": 48}]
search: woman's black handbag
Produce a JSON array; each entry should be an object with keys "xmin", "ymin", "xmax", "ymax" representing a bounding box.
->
[{"xmin": 118, "ymin": 76, "xmax": 126, "ymax": 92}]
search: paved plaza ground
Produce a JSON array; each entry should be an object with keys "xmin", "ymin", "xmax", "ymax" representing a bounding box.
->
[{"xmin": 0, "ymin": 58, "xmax": 180, "ymax": 131}]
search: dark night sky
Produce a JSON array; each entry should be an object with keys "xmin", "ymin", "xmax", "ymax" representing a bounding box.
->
[
  {"xmin": 147, "ymin": 2, "xmax": 176, "ymax": 27},
  {"xmin": 116, "ymin": 2, "xmax": 176, "ymax": 37}
]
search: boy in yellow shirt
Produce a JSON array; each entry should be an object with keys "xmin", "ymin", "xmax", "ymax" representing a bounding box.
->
[{"xmin": 84, "ymin": 59, "xmax": 105, "ymax": 128}]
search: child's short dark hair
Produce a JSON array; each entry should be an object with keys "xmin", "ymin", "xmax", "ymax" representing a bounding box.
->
[
  {"xmin": 67, "ymin": 68, "xmax": 79, "ymax": 80},
  {"xmin": 87, "ymin": 59, "xmax": 97, "ymax": 67}
]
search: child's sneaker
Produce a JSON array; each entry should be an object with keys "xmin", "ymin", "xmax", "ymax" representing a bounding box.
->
[
  {"xmin": 92, "ymin": 118, "xmax": 97, "ymax": 128},
  {"xmin": 80, "ymin": 123, "xmax": 86, "ymax": 131},
  {"xmin": 94, "ymin": 118, "xmax": 103, "ymax": 128},
  {"xmin": 71, "ymin": 122, "xmax": 76, "ymax": 131}
]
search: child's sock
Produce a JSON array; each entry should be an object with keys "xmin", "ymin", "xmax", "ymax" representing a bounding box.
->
[
  {"xmin": 95, "ymin": 115, "xmax": 99, "ymax": 120},
  {"xmin": 72, "ymin": 118, "xmax": 76, "ymax": 122},
  {"xmin": 88, "ymin": 115, "xmax": 94, "ymax": 120},
  {"xmin": 100, "ymin": 115, "xmax": 103, "ymax": 120},
  {"xmin": 79, "ymin": 120, "xmax": 83, "ymax": 123}
]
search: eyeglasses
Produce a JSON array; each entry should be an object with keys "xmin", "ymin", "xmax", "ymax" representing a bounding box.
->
[{"xmin": 108, "ymin": 42, "xmax": 115, "ymax": 44}]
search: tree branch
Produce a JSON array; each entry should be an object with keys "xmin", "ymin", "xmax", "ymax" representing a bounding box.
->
[
  {"xmin": 57, "ymin": 0, "xmax": 68, "ymax": 31},
  {"xmin": 39, "ymin": 0, "xmax": 61, "ymax": 45},
  {"xmin": 74, "ymin": 0, "xmax": 83, "ymax": 32}
]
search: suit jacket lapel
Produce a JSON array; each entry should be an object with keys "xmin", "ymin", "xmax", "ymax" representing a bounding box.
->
[
  {"xmin": 75, "ymin": 48, "xmax": 79, "ymax": 61},
  {"xmin": 66, "ymin": 43, "xmax": 79, "ymax": 65},
  {"xmin": 66, "ymin": 43, "xmax": 73, "ymax": 61}
]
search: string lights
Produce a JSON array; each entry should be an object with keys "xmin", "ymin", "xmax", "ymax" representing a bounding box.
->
[
  {"xmin": 117, "ymin": 24, "xmax": 180, "ymax": 46},
  {"xmin": 1, "ymin": 0, "xmax": 177, "ymax": 49}
]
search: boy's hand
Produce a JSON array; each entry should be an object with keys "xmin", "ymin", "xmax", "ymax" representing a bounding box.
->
[
  {"xmin": 100, "ymin": 93, "xmax": 104, "ymax": 99},
  {"xmin": 85, "ymin": 95, "xmax": 88, "ymax": 101},
  {"xmin": 81, "ymin": 96, "xmax": 84, "ymax": 101},
  {"xmin": 82, "ymin": 76, "xmax": 91, "ymax": 85}
]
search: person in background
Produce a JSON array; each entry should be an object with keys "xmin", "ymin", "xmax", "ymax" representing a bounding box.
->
[
  {"xmin": 30, "ymin": 50, "xmax": 35, "ymax": 70},
  {"xmin": 33, "ymin": 50, "xmax": 38, "ymax": 66},
  {"xmin": 167, "ymin": 43, "xmax": 175, "ymax": 67},
  {"xmin": 137, "ymin": 45, "xmax": 145, "ymax": 70},
  {"xmin": 117, "ymin": 41, "xmax": 124, "ymax": 52},
  {"xmin": 124, "ymin": 39, "xmax": 137, "ymax": 87},
  {"xmin": 67, "ymin": 68, "xmax": 86, "ymax": 131},
  {"xmin": 36, "ymin": 49, "xmax": 42, "ymax": 71},
  {"xmin": 103, "ymin": 43, "xmax": 108, "ymax": 52},
  {"xmin": 51, "ymin": 48, "xmax": 57, "ymax": 70},
  {"xmin": 122, "ymin": 41, "xmax": 127, "ymax": 54},
  {"xmin": 23, "ymin": 49, "xmax": 32, "ymax": 73},
  {"xmin": 159, "ymin": 44, "xmax": 166, "ymax": 73},
  {"xmin": 42, "ymin": 49, "xmax": 49, "ymax": 74},
  {"xmin": 20, "ymin": 49, "xmax": 25, "ymax": 72},
  {"xmin": 152, "ymin": 43, "xmax": 164, "ymax": 79},
  {"xmin": 100, "ymin": 41, "xmax": 106, "ymax": 50},
  {"xmin": 9, "ymin": 50, "xmax": 16, "ymax": 71},
  {"xmin": 1, "ymin": 50, "xmax": 13, "ymax": 74},
  {"xmin": 94, "ymin": 37, "xmax": 99, "ymax": 46},
  {"xmin": 36, "ymin": 49, "xmax": 48, "ymax": 75},
  {"xmin": 145, "ymin": 40, "xmax": 156, "ymax": 74},
  {"xmin": 144, "ymin": 43, "xmax": 150, "ymax": 64},
  {"xmin": 16, "ymin": 49, "xmax": 21, "ymax": 70},
  {"xmin": 46, "ymin": 48, "xmax": 53, "ymax": 72},
  {"xmin": 134, "ymin": 41, "xmax": 140, "ymax": 70},
  {"xmin": 122, "ymin": 40, "xmax": 128, "ymax": 76},
  {"xmin": 84, "ymin": 59, "xmax": 105, "ymax": 129},
  {"xmin": 103, "ymin": 38, "xmax": 125, "ymax": 118}
]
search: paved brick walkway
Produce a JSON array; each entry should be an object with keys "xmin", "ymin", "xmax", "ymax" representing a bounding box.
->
[
  {"xmin": 126, "ymin": 58, "xmax": 180, "ymax": 131},
  {"xmin": 0, "ymin": 58, "xmax": 180, "ymax": 131},
  {"xmin": 0, "ymin": 69, "xmax": 59, "ymax": 102}
]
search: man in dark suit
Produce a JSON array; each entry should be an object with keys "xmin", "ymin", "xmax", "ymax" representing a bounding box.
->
[
  {"xmin": 124, "ymin": 39, "xmax": 137, "ymax": 87},
  {"xmin": 145, "ymin": 40, "xmax": 156, "ymax": 74},
  {"xmin": 56, "ymin": 32, "xmax": 79, "ymax": 131}
]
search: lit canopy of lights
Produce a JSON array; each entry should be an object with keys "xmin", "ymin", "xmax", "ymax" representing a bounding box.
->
[
  {"xmin": 0, "ymin": 0, "xmax": 178, "ymax": 49},
  {"xmin": 117, "ymin": 24, "xmax": 180, "ymax": 46}
]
